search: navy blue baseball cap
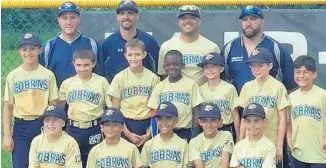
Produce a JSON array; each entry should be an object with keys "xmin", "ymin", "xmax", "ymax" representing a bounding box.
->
[
  {"xmin": 100, "ymin": 108, "xmax": 125, "ymax": 124},
  {"xmin": 239, "ymin": 6, "xmax": 264, "ymax": 19},
  {"xmin": 58, "ymin": 1, "xmax": 80, "ymax": 17},
  {"xmin": 19, "ymin": 32, "xmax": 42, "ymax": 47},
  {"xmin": 197, "ymin": 52, "xmax": 225, "ymax": 68},
  {"xmin": 246, "ymin": 48, "xmax": 273, "ymax": 64},
  {"xmin": 178, "ymin": 5, "xmax": 201, "ymax": 18},
  {"xmin": 242, "ymin": 103, "xmax": 266, "ymax": 119},
  {"xmin": 116, "ymin": 0, "xmax": 138, "ymax": 14},
  {"xmin": 155, "ymin": 101, "xmax": 178, "ymax": 118},
  {"xmin": 41, "ymin": 106, "xmax": 67, "ymax": 121},
  {"xmin": 198, "ymin": 103, "xmax": 222, "ymax": 119}
]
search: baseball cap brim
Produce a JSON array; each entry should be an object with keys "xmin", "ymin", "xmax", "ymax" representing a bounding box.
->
[
  {"xmin": 100, "ymin": 119, "xmax": 124, "ymax": 124},
  {"xmin": 57, "ymin": 10, "xmax": 80, "ymax": 17},
  {"xmin": 178, "ymin": 12, "xmax": 200, "ymax": 18},
  {"xmin": 242, "ymin": 113, "xmax": 265, "ymax": 119},
  {"xmin": 198, "ymin": 114, "xmax": 221, "ymax": 119},
  {"xmin": 41, "ymin": 113, "xmax": 65, "ymax": 120},
  {"xmin": 154, "ymin": 112, "xmax": 177, "ymax": 118},
  {"xmin": 116, "ymin": 8, "xmax": 138, "ymax": 13},
  {"xmin": 197, "ymin": 62, "xmax": 225, "ymax": 68},
  {"xmin": 19, "ymin": 41, "xmax": 41, "ymax": 47},
  {"xmin": 239, "ymin": 13, "xmax": 262, "ymax": 19},
  {"xmin": 246, "ymin": 59, "xmax": 270, "ymax": 64}
]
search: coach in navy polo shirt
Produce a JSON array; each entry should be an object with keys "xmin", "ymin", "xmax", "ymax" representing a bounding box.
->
[
  {"xmin": 221, "ymin": 6, "xmax": 297, "ymax": 93},
  {"xmin": 102, "ymin": 0, "xmax": 160, "ymax": 81},
  {"xmin": 39, "ymin": 1, "xmax": 104, "ymax": 87}
]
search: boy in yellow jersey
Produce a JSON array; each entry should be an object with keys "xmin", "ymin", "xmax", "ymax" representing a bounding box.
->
[
  {"xmin": 197, "ymin": 52, "xmax": 240, "ymax": 142},
  {"xmin": 141, "ymin": 101, "xmax": 189, "ymax": 168},
  {"xmin": 59, "ymin": 48, "xmax": 112, "ymax": 168},
  {"xmin": 230, "ymin": 103, "xmax": 276, "ymax": 168},
  {"xmin": 157, "ymin": 5, "xmax": 220, "ymax": 86},
  {"xmin": 189, "ymin": 103, "xmax": 234, "ymax": 168},
  {"xmin": 29, "ymin": 106, "xmax": 82, "ymax": 168},
  {"xmin": 286, "ymin": 55, "xmax": 326, "ymax": 168},
  {"xmin": 2, "ymin": 32, "xmax": 58, "ymax": 168},
  {"xmin": 87, "ymin": 108, "xmax": 143, "ymax": 168},
  {"xmin": 148, "ymin": 50, "xmax": 204, "ymax": 142},
  {"xmin": 237, "ymin": 48, "xmax": 290, "ymax": 167},
  {"xmin": 108, "ymin": 38, "xmax": 160, "ymax": 150}
]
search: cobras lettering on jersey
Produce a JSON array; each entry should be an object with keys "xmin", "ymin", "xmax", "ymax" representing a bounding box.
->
[
  {"xmin": 37, "ymin": 152, "xmax": 66, "ymax": 166},
  {"xmin": 239, "ymin": 157, "xmax": 263, "ymax": 168},
  {"xmin": 291, "ymin": 105, "xmax": 322, "ymax": 121},
  {"xmin": 67, "ymin": 90, "xmax": 101, "ymax": 105},
  {"xmin": 250, "ymin": 96, "xmax": 276, "ymax": 108},
  {"xmin": 150, "ymin": 149, "xmax": 182, "ymax": 164},
  {"xmin": 205, "ymin": 100, "xmax": 230, "ymax": 111},
  {"xmin": 200, "ymin": 147, "xmax": 222, "ymax": 164},
  {"xmin": 96, "ymin": 156, "xmax": 129, "ymax": 168},
  {"xmin": 14, "ymin": 79, "xmax": 48, "ymax": 94},
  {"xmin": 121, "ymin": 86, "xmax": 152, "ymax": 99},
  {"xmin": 159, "ymin": 92, "xmax": 190, "ymax": 105},
  {"xmin": 183, "ymin": 54, "xmax": 203, "ymax": 65}
]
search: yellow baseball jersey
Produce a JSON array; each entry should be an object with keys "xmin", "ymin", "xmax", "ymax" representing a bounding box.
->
[
  {"xmin": 108, "ymin": 67, "xmax": 160, "ymax": 120},
  {"xmin": 289, "ymin": 85, "xmax": 326, "ymax": 163},
  {"xmin": 230, "ymin": 136, "xmax": 276, "ymax": 168},
  {"xmin": 29, "ymin": 132, "xmax": 82, "ymax": 168},
  {"xmin": 147, "ymin": 76, "xmax": 204, "ymax": 128},
  {"xmin": 141, "ymin": 133, "xmax": 188, "ymax": 168},
  {"xmin": 59, "ymin": 73, "xmax": 112, "ymax": 122},
  {"xmin": 237, "ymin": 76, "xmax": 290, "ymax": 144},
  {"xmin": 157, "ymin": 35, "xmax": 220, "ymax": 86},
  {"xmin": 3, "ymin": 65, "xmax": 58, "ymax": 119},
  {"xmin": 87, "ymin": 137, "xmax": 142, "ymax": 168},
  {"xmin": 200, "ymin": 80, "xmax": 238, "ymax": 125},
  {"xmin": 189, "ymin": 131, "xmax": 234, "ymax": 168}
]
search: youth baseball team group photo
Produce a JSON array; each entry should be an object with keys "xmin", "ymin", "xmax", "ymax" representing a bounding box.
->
[{"xmin": 2, "ymin": 0, "xmax": 326, "ymax": 168}]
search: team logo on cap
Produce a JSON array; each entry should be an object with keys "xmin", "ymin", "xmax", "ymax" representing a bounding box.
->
[
  {"xmin": 204, "ymin": 105, "xmax": 213, "ymax": 111},
  {"xmin": 205, "ymin": 54, "xmax": 214, "ymax": 60},
  {"xmin": 159, "ymin": 104, "xmax": 168, "ymax": 110},
  {"xmin": 24, "ymin": 33, "xmax": 33, "ymax": 39},
  {"xmin": 247, "ymin": 104, "xmax": 257, "ymax": 109},
  {"xmin": 106, "ymin": 109, "xmax": 114, "ymax": 116},
  {"xmin": 46, "ymin": 105, "xmax": 56, "ymax": 111},
  {"xmin": 122, "ymin": 0, "xmax": 133, "ymax": 5},
  {"xmin": 245, "ymin": 6, "xmax": 254, "ymax": 10},
  {"xmin": 251, "ymin": 49, "xmax": 260, "ymax": 56}
]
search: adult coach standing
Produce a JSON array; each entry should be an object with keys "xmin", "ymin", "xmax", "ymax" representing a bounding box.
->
[
  {"xmin": 221, "ymin": 6, "xmax": 297, "ymax": 168},
  {"xmin": 102, "ymin": 0, "xmax": 160, "ymax": 81},
  {"xmin": 157, "ymin": 5, "xmax": 220, "ymax": 86},
  {"xmin": 221, "ymin": 6, "xmax": 297, "ymax": 93},
  {"xmin": 39, "ymin": 1, "xmax": 103, "ymax": 87}
]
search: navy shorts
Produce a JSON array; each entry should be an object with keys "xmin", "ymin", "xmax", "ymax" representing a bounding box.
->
[
  {"xmin": 12, "ymin": 118, "xmax": 43, "ymax": 168},
  {"xmin": 293, "ymin": 156, "xmax": 326, "ymax": 168},
  {"xmin": 174, "ymin": 128, "xmax": 192, "ymax": 142},
  {"xmin": 66, "ymin": 122, "xmax": 102, "ymax": 168},
  {"xmin": 122, "ymin": 118, "xmax": 151, "ymax": 151}
]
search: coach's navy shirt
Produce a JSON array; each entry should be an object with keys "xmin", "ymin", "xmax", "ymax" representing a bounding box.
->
[
  {"xmin": 39, "ymin": 32, "xmax": 104, "ymax": 87},
  {"xmin": 102, "ymin": 29, "xmax": 160, "ymax": 81},
  {"xmin": 221, "ymin": 35, "xmax": 297, "ymax": 93}
]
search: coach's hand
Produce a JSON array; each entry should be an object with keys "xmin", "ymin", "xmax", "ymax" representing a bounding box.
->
[
  {"xmin": 276, "ymin": 145, "xmax": 283, "ymax": 163},
  {"xmin": 138, "ymin": 132, "xmax": 151, "ymax": 147},
  {"xmin": 3, "ymin": 135, "xmax": 14, "ymax": 152}
]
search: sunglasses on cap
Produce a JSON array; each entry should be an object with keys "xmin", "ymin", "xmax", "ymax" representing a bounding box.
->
[
  {"xmin": 178, "ymin": 5, "xmax": 200, "ymax": 11},
  {"xmin": 58, "ymin": 2, "xmax": 79, "ymax": 12}
]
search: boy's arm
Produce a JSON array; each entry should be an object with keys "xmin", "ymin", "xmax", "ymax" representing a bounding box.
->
[
  {"xmin": 221, "ymin": 133, "xmax": 234, "ymax": 168},
  {"xmin": 48, "ymin": 73, "xmax": 59, "ymax": 106},
  {"xmin": 189, "ymin": 140, "xmax": 204, "ymax": 168},
  {"xmin": 276, "ymin": 108, "xmax": 287, "ymax": 163},
  {"xmin": 262, "ymin": 145, "xmax": 277, "ymax": 168},
  {"xmin": 239, "ymin": 118, "xmax": 246, "ymax": 140},
  {"xmin": 221, "ymin": 151, "xmax": 231, "ymax": 168},
  {"xmin": 286, "ymin": 119, "xmax": 293, "ymax": 152},
  {"xmin": 233, "ymin": 108, "xmax": 240, "ymax": 142},
  {"xmin": 192, "ymin": 106, "xmax": 201, "ymax": 138},
  {"xmin": 2, "ymin": 102, "xmax": 14, "ymax": 152},
  {"xmin": 65, "ymin": 141, "xmax": 82, "ymax": 168}
]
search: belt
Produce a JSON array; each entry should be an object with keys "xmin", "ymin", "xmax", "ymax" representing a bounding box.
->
[
  {"xmin": 68, "ymin": 118, "xmax": 101, "ymax": 129},
  {"xmin": 15, "ymin": 116, "xmax": 39, "ymax": 121}
]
